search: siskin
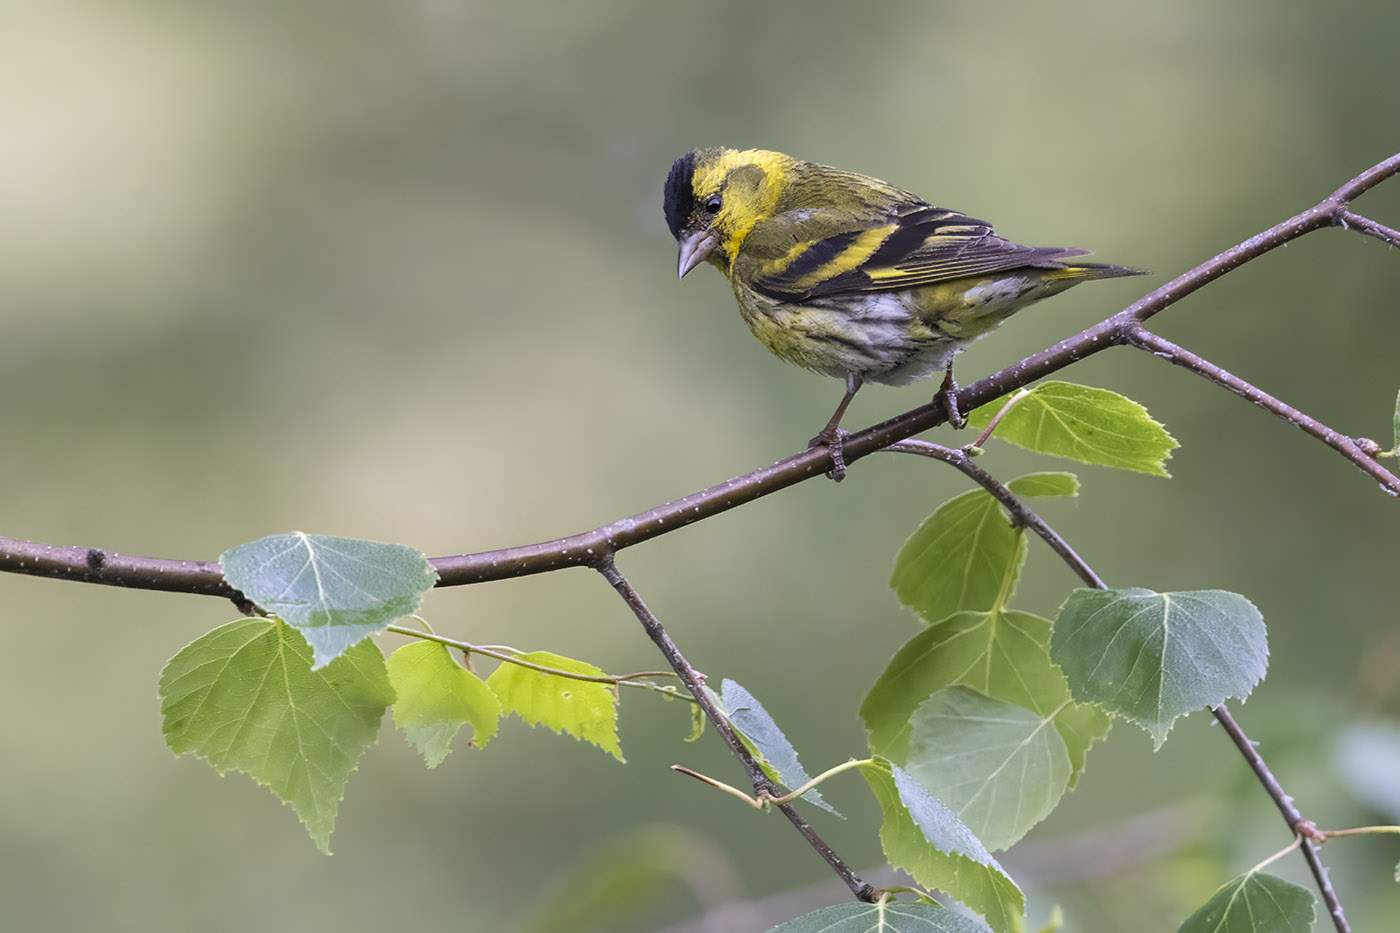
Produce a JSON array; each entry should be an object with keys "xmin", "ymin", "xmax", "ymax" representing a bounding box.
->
[{"xmin": 664, "ymin": 147, "xmax": 1146, "ymax": 478}]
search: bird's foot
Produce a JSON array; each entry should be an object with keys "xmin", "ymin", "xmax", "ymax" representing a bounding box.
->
[
  {"xmin": 809, "ymin": 428, "xmax": 851, "ymax": 482},
  {"xmin": 937, "ymin": 367, "xmax": 968, "ymax": 429}
]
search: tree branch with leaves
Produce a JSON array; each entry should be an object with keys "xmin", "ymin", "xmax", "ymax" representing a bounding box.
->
[{"xmin": 4, "ymin": 154, "xmax": 1400, "ymax": 933}]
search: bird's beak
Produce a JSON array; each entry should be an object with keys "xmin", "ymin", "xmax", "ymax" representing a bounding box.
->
[{"xmin": 677, "ymin": 229, "xmax": 719, "ymax": 279}]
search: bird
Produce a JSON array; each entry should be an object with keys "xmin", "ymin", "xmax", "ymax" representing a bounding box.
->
[{"xmin": 663, "ymin": 147, "xmax": 1147, "ymax": 479}]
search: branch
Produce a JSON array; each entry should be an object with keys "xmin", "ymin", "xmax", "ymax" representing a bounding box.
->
[
  {"xmin": 1124, "ymin": 326, "xmax": 1400, "ymax": 495},
  {"xmin": 883, "ymin": 440, "xmax": 1105, "ymax": 588},
  {"xmin": 1210, "ymin": 705, "xmax": 1349, "ymax": 931},
  {"xmin": 899, "ymin": 444, "xmax": 1352, "ymax": 930},
  {"xmin": 4, "ymin": 154, "xmax": 1396, "ymax": 597},
  {"xmin": 596, "ymin": 557, "xmax": 877, "ymax": 903}
]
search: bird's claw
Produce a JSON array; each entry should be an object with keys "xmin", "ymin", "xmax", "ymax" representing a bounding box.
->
[
  {"xmin": 809, "ymin": 429, "xmax": 851, "ymax": 482},
  {"xmin": 938, "ymin": 367, "xmax": 968, "ymax": 429}
]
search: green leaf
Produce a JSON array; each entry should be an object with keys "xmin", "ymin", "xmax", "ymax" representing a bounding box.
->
[
  {"xmin": 892, "ymin": 474, "xmax": 1077, "ymax": 625},
  {"xmin": 770, "ymin": 900, "xmax": 993, "ymax": 933},
  {"xmin": 386, "ymin": 641, "xmax": 500, "ymax": 766},
  {"xmin": 720, "ymin": 679, "xmax": 841, "ymax": 816},
  {"xmin": 159, "ymin": 618, "xmax": 394, "ymax": 853},
  {"xmin": 1005, "ymin": 471, "xmax": 1080, "ymax": 498},
  {"xmin": 862, "ymin": 609, "xmax": 1109, "ymax": 788},
  {"xmin": 685, "ymin": 701, "xmax": 707, "ymax": 742},
  {"xmin": 485, "ymin": 651, "xmax": 623, "ymax": 761},
  {"xmin": 1177, "ymin": 871, "xmax": 1315, "ymax": 932},
  {"xmin": 905, "ymin": 687, "xmax": 1071, "ymax": 850},
  {"xmin": 968, "ymin": 382, "xmax": 1178, "ymax": 476},
  {"xmin": 221, "ymin": 533, "xmax": 438, "ymax": 668},
  {"xmin": 1052, "ymin": 588, "xmax": 1267, "ymax": 748},
  {"xmin": 863, "ymin": 759, "xmax": 1024, "ymax": 933}
]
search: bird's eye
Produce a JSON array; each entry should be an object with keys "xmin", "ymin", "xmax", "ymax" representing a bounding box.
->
[{"xmin": 704, "ymin": 196, "xmax": 722, "ymax": 214}]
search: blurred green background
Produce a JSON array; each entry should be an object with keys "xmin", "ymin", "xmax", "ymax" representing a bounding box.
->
[{"xmin": 2, "ymin": 2, "xmax": 1398, "ymax": 931}]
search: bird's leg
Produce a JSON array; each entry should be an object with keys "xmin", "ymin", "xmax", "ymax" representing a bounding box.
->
[
  {"xmin": 809, "ymin": 372, "xmax": 863, "ymax": 482},
  {"xmin": 937, "ymin": 362, "xmax": 967, "ymax": 429}
]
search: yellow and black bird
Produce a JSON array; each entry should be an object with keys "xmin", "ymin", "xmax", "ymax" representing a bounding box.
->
[{"xmin": 664, "ymin": 147, "xmax": 1146, "ymax": 478}]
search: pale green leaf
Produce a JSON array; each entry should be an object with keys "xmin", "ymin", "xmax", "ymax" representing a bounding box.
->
[
  {"xmin": 158, "ymin": 618, "xmax": 394, "ymax": 853},
  {"xmin": 862, "ymin": 608, "xmax": 1109, "ymax": 787},
  {"xmin": 905, "ymin": 687, "xmax": 1071, "ymax": 850},
  {"xmin": 1005, "ymin": 472, "xmax": 1080, "ymax": 498},
  {"xmin": 1177, "ymin": 871, "xmax": 1314, "ymax": 932},
  {"xmin": 1052, "ymin": 588, "xmax": 1267, "ymax": 748},
  {"xmin": 892, "ymin": 475, "xmax": 1077, "ymax": 625},
  {"xmin": 221, "ymin": 533, "xmax": 437, "ymax": 668},
  {"xmin": 485, "ymin": 651, "xmax": 622, "ymax": 761},
  {"xmin": 892, "ymin": 491, "xmax": 1024, "ymax": 624},
  {"xmin": 968, "ymin": 382, "xmax": 1178, "ymax": 476},
  {"xmin": 769, "ymin": 900, "xmax": 993, "ymax": 933},
  {"xmin": 721, "ymin": 679, "xmax": 840, "ymax": 816},
  {"xmin": 685, "ymin": 701, "xmax": 706, "ymax": 743},
  {"xmin": 863, "ymin": 759, "xmax": 1024, "ymax": 933},
  {"xmin": 386, "ymin": 641, "xmax": 500, "ymax": 766}
]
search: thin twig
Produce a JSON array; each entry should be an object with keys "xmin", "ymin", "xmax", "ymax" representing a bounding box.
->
[
  {"xmin": 1211, "ymin": 705, "xmax": 1350, "ymax": 932},
  {"xmin": 597, "ymin": 557, "xmax": 877, "ymax": 903},
  {"xmin": 1340, "ymin": 210, "xmax": 1400, "ymax": 249},
  {"xmin": 882, "ymin": 440, "xmax": 1105, "ymax": 589},
  {"xmin": 1124, "ymin": 327, "xmax": 1400, "ymax": 496}
]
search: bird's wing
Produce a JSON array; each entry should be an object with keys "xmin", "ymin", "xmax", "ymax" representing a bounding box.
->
[{"xmin": 743, "ymin": 204, "xmax": 1087, "ymax": 301}]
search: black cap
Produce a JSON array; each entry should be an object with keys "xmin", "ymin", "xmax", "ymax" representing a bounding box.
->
[{"xmin": 663, "ymin": 150, "xmax": 698, "ymax": 240}]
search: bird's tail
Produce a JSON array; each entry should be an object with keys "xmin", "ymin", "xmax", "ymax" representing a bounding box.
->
[{"xmin": 1056, "ymin": 261, "xmax": 1151, "ymax": 281}]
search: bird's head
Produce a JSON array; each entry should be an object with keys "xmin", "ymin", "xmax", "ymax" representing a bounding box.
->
[{"xmin": 664, "ymin": 147, "xmax": 791, "ymax": 279}]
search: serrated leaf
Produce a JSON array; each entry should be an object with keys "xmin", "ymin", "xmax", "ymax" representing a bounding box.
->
[
  {"xmin": 862, "ymin": 609, "xmax": 1109, "ymax": 790},
  {"xmin": 158, "ymin": 618, "xmax": 394, "ymax": 853},
  {"xmin": 863, "ymin": 759, "xmax": 1024, "ymax": 933},
  {"xmin": 485, "ymin": 651, "xmax": 622, "ymax": 761},
  {"xmin": 1052, "ymin": 588, "xmax": 1267, "ymax": 748},
  {"xmin": 968, "ymin": 382, "xmax": 1178, "ymax": 476},
  {"xmin": 905, "ymin": 687, "xmax": 1071, "ymax": 850},
  {"xmin": 721, "ymin": 679, "xmax": 840, "ymax": 816},
  {"xmin": 1178, "ymin": 871, "xmax": 1315, "ymax": 932},
  {"xmin": 386, "ymin": 641, "xmax": 500, "ymax": 766},
  {"xmin": 221, "ymin": 533, "xmax": 437, "ymax": 668},
  {"xmin": 770, "ymin": 900, "xmax": 993, "ymax": 933}
]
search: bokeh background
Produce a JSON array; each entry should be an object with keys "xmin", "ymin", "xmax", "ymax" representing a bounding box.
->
[{"xmin": 2, "ymin": 3, "xmax": 1397, "ymax": 931}]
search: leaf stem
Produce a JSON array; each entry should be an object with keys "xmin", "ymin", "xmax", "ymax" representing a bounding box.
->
[
  {"xmin": 1249, "ymin": 834, "xmax": 1303, "ymax": 875},
  {"xmin": 1319, "ymin": 824, "xmax": 1400, "ymax": 840},
  {"xmin": 969, "ymin": 388, "xmax": 1033, "ymax": 449},
  {"xmin": 766, "ymin": 758, "xmax": 875, "ymax": 806},
  {"xmin": 384, "ymin": 624, "xmax": 690, "ymax": 700}
]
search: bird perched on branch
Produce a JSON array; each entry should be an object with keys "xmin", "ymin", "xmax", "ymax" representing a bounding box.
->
[{"xmin": 663, "ymin": 147, "xmax": 1146, "ymax": 479}]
